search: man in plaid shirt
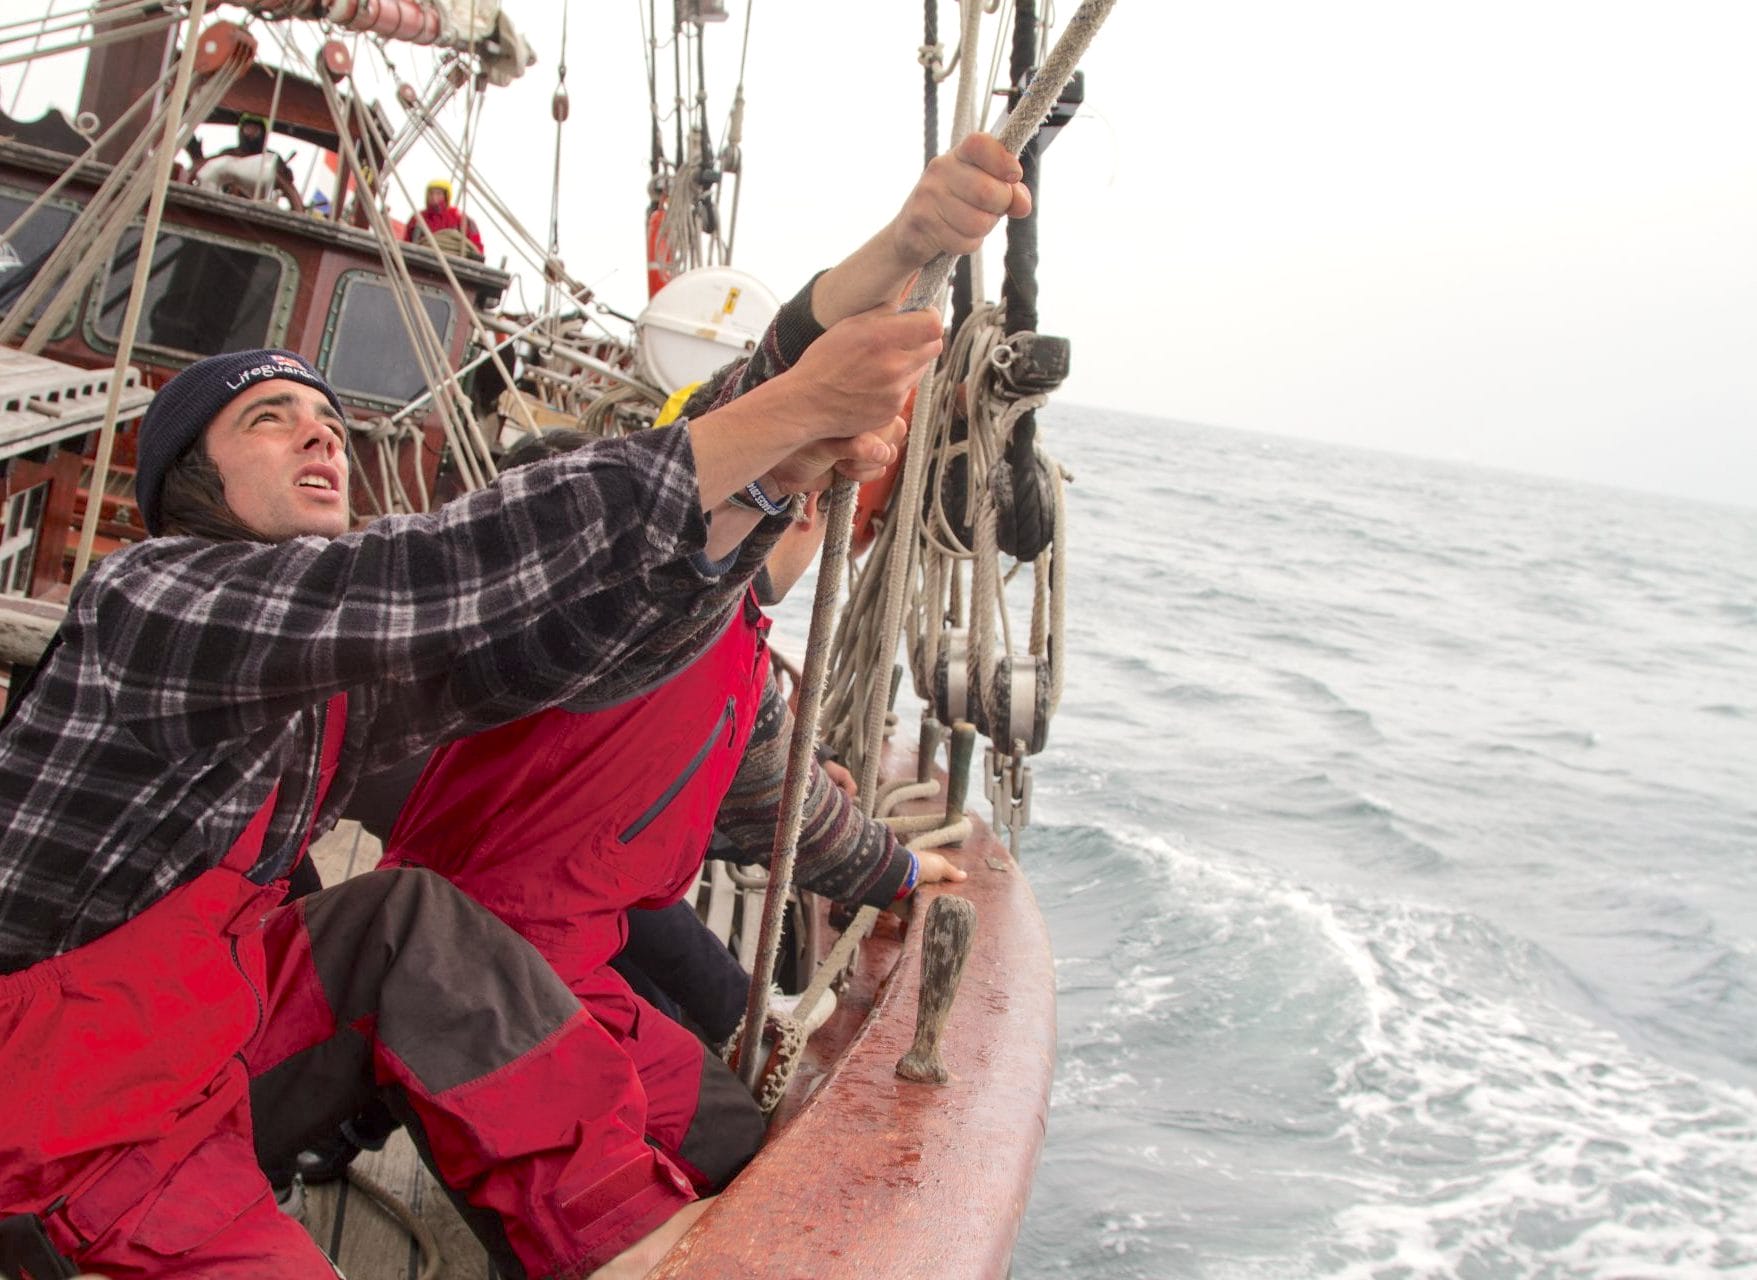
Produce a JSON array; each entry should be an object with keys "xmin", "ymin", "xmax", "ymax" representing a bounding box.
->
[{"xmin": 0, "ymin": 311, "xmax": 931, "ymax": 1276}]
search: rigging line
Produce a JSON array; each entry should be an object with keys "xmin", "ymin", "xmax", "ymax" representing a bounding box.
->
[
  {"xmin": 923, "ymin": 0, "xmax": 940, "ymax": 165},
  {"xmin": 0, "ymin": 56, "xmax": 172, "ymax": 249},
  {"xmin": 716, "ymin": 0, "xmax": 755, "ymax": 259},
  {"xmin": 733, "ymin": 473, "xmax": 861, "ymax": 1089},
  {"xmin": 0, "ymin": 11, "xmax": 180, "ymax": 70},
  {"xmin": 467, "ymin": 80, "xmax": 488, "ymax": 203},
  {"xmin": 335, "ymin": 62, "xmax": 534, "ymax": 459},
  {"xmin": 851, "ymin": 0, "xmax": 1114, "ymax": 793},
  {"xmin": 670, "ymin": 0, "xmax": 684, "ymax": 168},
  {"xmin": 0, "ymin": 48, "xmax": 242, "ymax": 351},
  {"xmin": 547, "ymin": 2, "xmax": 569, "ymax": 320},
  {"xmin": 454, "ymin": 50, "xmax": 483, "ymax": 207},
  {"xmin": 692, "ymin": 5, "xmax": 711, "ymax": 159},
  {"xmin": 733, "ymin": 0, "xmax": 755, "ymax": 88},
  {"xmin": 799, "ymin": 7, "xmax": 1108, "ymax": 1030},
  {"xmin": 260, "ymin": 24, "xmax": 334, "ymax": 201},
  {"xmin": 403, "ymin": 106, "xmax": 571, "ymax": 288},
  {"xmin": 252, "ymin": 39, "xmax": 293, "ymax": 201},
  {"xmin": 3, "ymin": 0, "xmax": 58, "ymax": 116},
  {"xmin": 374, "ymin": 145, "xmax": 537, "ymax": 442},
  {"xmin": 373, "ymin": 44, "xmax": 465, "ymax": 177},
  {"xmin": 641, "ymin": 0, "xmax": 664, "ymax": 177},
  {"xmin": 549, "ymin": 1, "xmax": 569, "ymax": 255},
  {"xmin": 73, "ymin": 0, "xmax": 213, "ymax": 586},
  {"xmin": 320, "ymin": 65, "xmax": 489, "ymax": 491},
  {"xmin": 978, "ymin": 0, "xmax": 1011, "ymax": 133},
  {"xmin": 0, "ymin": 0, "xmax": 154, "ymax": 44}
]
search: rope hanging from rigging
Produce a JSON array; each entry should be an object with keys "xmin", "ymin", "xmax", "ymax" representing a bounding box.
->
[{"xmin": 733, "ymin": 0, "xmax": 1115, "ymax": 1091}]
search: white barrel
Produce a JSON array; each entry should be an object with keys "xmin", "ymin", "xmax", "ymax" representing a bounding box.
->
[{"xmin": 636, "ymin": 266, "xmax": 780, "ymax": 395}]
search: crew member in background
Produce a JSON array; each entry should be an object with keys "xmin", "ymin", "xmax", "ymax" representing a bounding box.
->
[
  {"xmin": 404, "ymin": 177, "xmax": 485, "ymax": 256},
  {"xmin": 190, "ymin": 113, "xmax": 303, "ymax": 210}
]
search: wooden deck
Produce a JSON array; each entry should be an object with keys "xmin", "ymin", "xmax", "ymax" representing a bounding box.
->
[{"xmin": 302, "ymin": 821, "xmax": 498, "ymax": 1280}]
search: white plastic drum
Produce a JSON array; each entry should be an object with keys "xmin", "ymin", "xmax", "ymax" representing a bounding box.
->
[{"xmin": 635, "ymin": 266, "xmax": 780, "ymax": 395}]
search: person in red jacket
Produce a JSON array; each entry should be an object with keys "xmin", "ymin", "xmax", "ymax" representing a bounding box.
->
[
  {"xmin": 404, "ymin": 177, "xmax": 484, "ymax": 255},
  {"xmin": 380, "ymin": 132, "xmax": 1028, "ymax": 1198},
  {"xmin": 0, "ymin": 306, "xmax": 926, "ymax": 1273}
]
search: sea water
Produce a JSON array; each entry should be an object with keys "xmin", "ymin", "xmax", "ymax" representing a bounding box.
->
[{"xmin": 984, "ymin": 407, "xmax": 1757, "ymax": 1278}]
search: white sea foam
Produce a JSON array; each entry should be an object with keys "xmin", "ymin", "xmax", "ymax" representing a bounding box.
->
[
  {"xmin": 1060, "ymin": 822, "xmax": 1757, "ymax": 1276},
  {"xmin": 1311, "ymin": 900, "xmax": 1757, "ymax": 1277}
]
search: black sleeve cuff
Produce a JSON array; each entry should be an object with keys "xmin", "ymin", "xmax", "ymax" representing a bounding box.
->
[{"xmin": 770, "ymin": 271, "xmax": 830, "ymax": 367}]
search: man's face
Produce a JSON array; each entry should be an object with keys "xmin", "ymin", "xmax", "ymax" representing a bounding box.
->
[
  {"xmin": 426, "ymin": 187, "xmax": 447, "ymax": 213},
  {"xmin": 239, "ymin": 122, "xmax": 265, "ymax": 151},
  {"xmin": 203, "ymin": 380, "xmax": 350, "ymax": 540}
]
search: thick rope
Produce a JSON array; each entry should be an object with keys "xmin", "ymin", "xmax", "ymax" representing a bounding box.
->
[
  {"xmin": 733, "ymin": 477, "xmax": 859, "ymax": 1087},
  {"xmin": 343, "ymin": 1166, "xmax": 441, "ymax": 1280},
  {"xmin": 0, "ymin": 53, "xmax": 244, "ymax": 351},
  {"xmin": 73, "ymin": 0, "xmax": 216, "ymax": 583},
  {"xmin": 759, "ymin": 0, "xmax": 1116, "ymax": 1043},
  {"xmin": 0, "ymin": 8, "xmax": 179, "ymax": 70},
  {"xmin": 318, "ymin": 65, "xmax": 494, "ymax": 493},
  {"xmin": 0, "ymin": 58, "xmax": 169, "ymax": 250}
]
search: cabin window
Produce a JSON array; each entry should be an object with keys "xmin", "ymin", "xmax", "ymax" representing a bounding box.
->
[
  {"xmin": 0, "ymin": 188, "xmax": 80, "ymax": 333},
  {"xmin": 319, "ymin": 271, "xmax": 457, "ymax": 409},
  {"xmin": 0, "ymin": 482, "xmax": 46, "ymax": 597},
  {"xmin": 90, "ymin": 227, "xmax": 293, "ymax": 358}
]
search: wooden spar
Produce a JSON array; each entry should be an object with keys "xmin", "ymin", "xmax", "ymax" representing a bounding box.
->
[
  {"xmin": 245, "ymin": 0, "xmax": 450, "ymax": 49},
  {"xmin": 71, "ymin": 0, "xmax": 211, "ymax": 583}
]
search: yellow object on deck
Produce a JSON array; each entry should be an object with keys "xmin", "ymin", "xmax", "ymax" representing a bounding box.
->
[{"xmin": 654, "ymin": 381, "xmax": 703, "ymax": 427}]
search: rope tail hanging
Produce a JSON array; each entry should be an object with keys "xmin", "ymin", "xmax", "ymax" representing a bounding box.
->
[{"xmin": 733, "ymin": 0, "xmax": 1118, "ymax": 1090}]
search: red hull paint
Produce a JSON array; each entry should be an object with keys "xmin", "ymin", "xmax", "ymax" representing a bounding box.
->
[{"xmin": 654, "ymin": 749, "xmax": 1056, "ymax": 1279}]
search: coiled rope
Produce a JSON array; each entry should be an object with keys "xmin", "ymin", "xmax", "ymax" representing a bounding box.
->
[{"xmin": 733, "ymin": 0, "xmax": 1116, "ymax": 1084}]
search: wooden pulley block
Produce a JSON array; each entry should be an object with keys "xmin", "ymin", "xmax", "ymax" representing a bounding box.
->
[
  {"xmin": 194, "ymin": 21, "xmax": 255, "ymax": 75},
  {"xmin": 931, "ymin": 628, "xmax": 974, "ymax": 729},
  {"xmin": 989, "ymin": 654, "xmax": 1051, "ymax": 756},
  {"xmin": 319, "ymin": 40, "xmax": 353, "ymax": 80}
]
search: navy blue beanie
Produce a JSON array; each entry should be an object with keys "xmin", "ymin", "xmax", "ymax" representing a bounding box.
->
[{"xmin": 135, "ymin": 349, "xmax": 346, "ymax": 535}]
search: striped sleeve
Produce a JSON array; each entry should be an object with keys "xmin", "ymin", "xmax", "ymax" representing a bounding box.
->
[{"xmin": 715, "ymin": 670, "xmax": 910, "ymax": 908}]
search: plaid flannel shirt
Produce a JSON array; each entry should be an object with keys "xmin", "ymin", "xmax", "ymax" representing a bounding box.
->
[{"xmin": 0, "ymin": 427, "xmax": 720, "ymax": 971}]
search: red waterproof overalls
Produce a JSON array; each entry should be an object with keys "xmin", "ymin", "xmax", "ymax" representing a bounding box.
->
[
  {"xmin": 0, "ymin": 696, "xmax": 694, "ymax": 1278},
  {"xmin": 384, "ymin": 595, "xmax": 771, "ymax": 1190}
]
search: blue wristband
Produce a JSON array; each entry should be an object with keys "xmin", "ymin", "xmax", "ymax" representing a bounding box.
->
[
  {"xmin": 894, "ymin": 850, "xmax": 920, "ymax": 901},
  {"xmin": 728, "ymin": 476, "xmax": 789, "ymax": 516}
]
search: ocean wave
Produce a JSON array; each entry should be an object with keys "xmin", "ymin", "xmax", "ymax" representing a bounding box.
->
[
  {"xmin": 1699, "ymin": 703, "xmax": 1749, "ymax": 718},
  {"xmin": 1311, "ymin": 902, "xmax": 1757, "ymax": 1279},
  {"xmin": 1011, "ymin": 409, "xmax": 1757, "ymax": 1279},
  {"xmin": 1251, "ymin": 630, "xmax": 1363, "ymax": 663}
]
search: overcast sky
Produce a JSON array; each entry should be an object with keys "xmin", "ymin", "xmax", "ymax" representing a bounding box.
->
[{"xmin": 8, "ymin": 2, "xmax": 1754, "ymax": 507}]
